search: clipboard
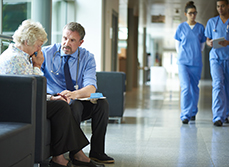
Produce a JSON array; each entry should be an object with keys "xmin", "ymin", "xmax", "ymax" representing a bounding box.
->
[
  {"xmin": 213, "ymin": 37, "xmax": 225, "ymax": 49},
  {"xmin": 77, "ymin": 93, "xmax": 106, "ymax": 101}
]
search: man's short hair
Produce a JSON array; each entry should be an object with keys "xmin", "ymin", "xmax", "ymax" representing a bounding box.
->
[{"xmin": 63, "ymin": 22, "xmax": 85, "ymax": 40}]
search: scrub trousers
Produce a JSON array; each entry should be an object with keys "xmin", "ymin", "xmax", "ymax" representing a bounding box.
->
[
  {"xmin": 70, "ymin": 99, "xmax": 109, "ymax": 155},
  {"xmin": 210, "ymin": 59, "xmax": 229, "ymax": 123},
  {"xmin": 178, "ymin": 64, "xmax": 202, "ymax": 121},
  {"xmin": 47, "ymin": 100, "xmax": 89, "ymax": 156}
]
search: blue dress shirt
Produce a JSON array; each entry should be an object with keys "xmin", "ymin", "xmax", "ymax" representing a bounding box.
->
[{"xmin": 41, "ymin": 43, "xmax": 97, "ymax": 94}]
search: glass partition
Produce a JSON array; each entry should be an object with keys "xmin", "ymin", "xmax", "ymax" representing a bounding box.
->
[
  {"xmin": 1, "ymin": 0, "xmax": 31, "ymax": 54},
  {"xmin": 3, "ymin": 0, "xmax": 31, "ymax": 36},
  {"xmin": 0, "ymin": 34, "xmax": 13, "ymax": 54}
]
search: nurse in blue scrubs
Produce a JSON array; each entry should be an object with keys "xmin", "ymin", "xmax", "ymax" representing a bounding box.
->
[
  {"xmin": 174, "ymin": 1, "xmax": 206, "ymax": 124},
  {"xmin": 205, "ymin": 0, "xmax": 229, "ymax": 126}
]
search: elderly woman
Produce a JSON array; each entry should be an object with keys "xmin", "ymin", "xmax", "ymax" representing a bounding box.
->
[{"xmin": 0, "ymin": 20, "xmax": 103, "ymax": 167}]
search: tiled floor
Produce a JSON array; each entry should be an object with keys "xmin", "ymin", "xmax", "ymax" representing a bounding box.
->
[
  {"xmin": 81, "ymin": 77, "xmax": 229, "ymax": 167},
  {"xmin": 40, "ymin": 76, "xmax": 229, "ymax": 167}
]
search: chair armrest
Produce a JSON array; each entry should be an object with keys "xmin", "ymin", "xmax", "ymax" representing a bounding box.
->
[
  {"xmin": 33, "ymin": 75, "xmax": 51, "ymax": 162},
  {"xmin": 33, "ymin": 75, "xmax": 47, "ymax": 133},
  {"xmin": 0, "ymin": 74, "xmax": 36, "ymax": 124}
]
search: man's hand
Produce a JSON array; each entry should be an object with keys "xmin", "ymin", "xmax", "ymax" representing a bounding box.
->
[
  {"xmin": 50, "ymin": 94, "xmax": 71, "ymax": 104},
  {"xmin": 60, "ymin": 85, "xmax": 96, "ymax": 100},
  {"xmin": 206, "ymin": 38, "xmax": 213, "ymax": 47},
  {"xmin": 61, "ymin": 90, "xmax": 79, "ymax": 100},
  {"xmin": 32, "ymin": 50, "xmax": 44, "ymax": 69}
]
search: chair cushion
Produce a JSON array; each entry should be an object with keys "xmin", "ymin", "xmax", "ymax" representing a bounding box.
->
[{"xmin": 0, "ymin": 122, "xmax": 34, "ymax": 167}]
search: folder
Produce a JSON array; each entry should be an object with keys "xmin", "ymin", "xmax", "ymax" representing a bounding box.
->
[{"xmin": 213, "ymin": 37, "xmax": 225, "ymax": 49}]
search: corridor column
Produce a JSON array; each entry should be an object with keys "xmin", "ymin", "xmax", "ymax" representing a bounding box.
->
[
  {"xmin": 126, "ymin": 3, "xmax": 139, "ymax": 91},
  {"xmin": 31, "ymin": 0, "xmax": 52, "ymax": 45}
]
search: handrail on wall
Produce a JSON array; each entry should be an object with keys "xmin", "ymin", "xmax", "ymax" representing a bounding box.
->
[{"xmin": 0, "ymin": 34, "xmax": 13, "ymax": 41}]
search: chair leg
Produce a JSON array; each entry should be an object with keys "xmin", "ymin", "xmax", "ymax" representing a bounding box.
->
[{"xmin": 34, "ymin": 163, "xmax": 40, "ymax": 167}]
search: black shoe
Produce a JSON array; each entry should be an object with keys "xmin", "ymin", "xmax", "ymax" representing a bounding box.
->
[
  {"xmin": 69, "ymin": 151, "xmax": 104, "ymax": 167},
  {"xmin": 182, "ymin": 119, "xmax": 189, "ymax": 124},
  {"xmin": 214, "ymin": 120, "xmax": 222, "ymax": 126},
  {"xmin": 190, "ymin": 116, "xmax": 195, "ymax": 121},
  {"xmin": 225, "ymin": 118, "xmax": 229, "ymax": 123},
  {"xmin": 89, "ymin": 152, "xmax": 114, "ymax": 164},
  {"xmin": 49, "ymin": 160, "xmax": 72, "ymax": 167},
  {"xmin": 71, "ymin": 159, "xmax": 104, "ymax": 167}
]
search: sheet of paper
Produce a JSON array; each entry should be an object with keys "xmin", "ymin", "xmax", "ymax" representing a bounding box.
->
[
  {"xmin": 77, "ymin": 97, "xmax": 106, "ymax": 101},
  {"xmin": 213, "ymin": 37, "xmax": 225, "ymax": 49},
  {"xmin": 77, "ymin": 92, "xmax": 106, "ymax": 101}
]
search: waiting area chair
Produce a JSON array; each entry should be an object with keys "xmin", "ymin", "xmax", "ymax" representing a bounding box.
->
[
  {"xmin": 33, "ymin": 76, "xmax": 51, "ymax": 165},
  {"xmin": 0, "ymin": 75, "xmax": 51, "ymax": 166},
  {"xmin": 96, "ymin": 71, "xmax": 126, "ymax": 123},
  {"xmin": 0, "ymin": 75, "xmax": 36, "ymax": 167}
]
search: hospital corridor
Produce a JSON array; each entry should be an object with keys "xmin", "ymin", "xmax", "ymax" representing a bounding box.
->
[
  {"xmin": 79, "ymin": 73, "xmax": 229, "ymax": 167},
  {"xmin": 1, "ymin": 0, "xmax": 229, "ymax": 167}
]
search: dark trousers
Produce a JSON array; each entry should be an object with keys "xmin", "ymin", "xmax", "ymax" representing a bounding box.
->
[
  {"xmin": 70, "ymin": 99, "xmax": 109, "ymax": 154},
  {"xmin": 47, "ymin": 100, "xmax": 89, "ymax": 156}
]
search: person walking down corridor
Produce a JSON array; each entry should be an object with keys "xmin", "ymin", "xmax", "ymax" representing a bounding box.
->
[
  {"xmin": 174, "ymin": 1, "xmax": 206, "ymax": 124},
  {"xmin": 205, "ymin": 0, "xmax": 229, "ymax": 126}
]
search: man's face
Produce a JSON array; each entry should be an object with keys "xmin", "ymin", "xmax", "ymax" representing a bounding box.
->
[
  {"xmin": 217, "ymin": 1, "xmax": 229, "ymax": 16},
  {"xmin": 61, "ymin": 29, "xmax": 84, "ymax": 55}
]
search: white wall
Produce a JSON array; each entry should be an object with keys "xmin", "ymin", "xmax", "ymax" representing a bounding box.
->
[
  {"xmin": 75, "ymin": 0, "xmax": 103, "ymax": 71},
  {"xmin": 103, "ymin": 0, "xmax": 119, "ymax": 71},
  {"xmin": 75, "ymin": 0, "xmax": 119, "ymax": 71}
]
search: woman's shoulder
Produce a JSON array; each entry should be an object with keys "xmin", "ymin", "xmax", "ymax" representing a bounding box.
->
[
  {"xmin": 179, "ymin": 22, "xmax": 187, "ymax": 27},
  {"xmin": 176, "ymin": 22, "xmax": 187, "ymax": 30}
]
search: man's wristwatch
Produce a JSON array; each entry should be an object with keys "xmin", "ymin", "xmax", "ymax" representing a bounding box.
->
[{"xmin": 46, "ymin": 94, "xmax": 52, "ymax": 101}]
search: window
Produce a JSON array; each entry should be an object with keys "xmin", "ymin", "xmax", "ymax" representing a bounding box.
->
[
  {"xmin": 0, "ymin": 0, "xmax": 31, "ymax": 53},
  {"xmin": 3, "ymin": 0, "xmax": 31, "ymax": 36}
]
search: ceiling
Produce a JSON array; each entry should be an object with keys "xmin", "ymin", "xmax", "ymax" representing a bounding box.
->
[{"xmin": 119, "ymin": 0, "xmax": 218, "ymax": 50}]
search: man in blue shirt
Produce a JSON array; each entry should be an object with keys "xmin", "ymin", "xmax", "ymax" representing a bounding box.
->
[
  {"xmin": 205, "ymin": 0, "xmax": 229, "ymax": 126},
  {"xmin": 41, "ymin": 22, "xmax": 114, "ymax": 164}
]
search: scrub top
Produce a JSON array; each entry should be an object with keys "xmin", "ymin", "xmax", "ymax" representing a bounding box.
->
[
  {"xmin": 174, "ymin": 22, "xmax": 206, "ymax": 66},
  {"xmin": 205, "ymin": 16, "xmax": 229, "ymax": 60}
]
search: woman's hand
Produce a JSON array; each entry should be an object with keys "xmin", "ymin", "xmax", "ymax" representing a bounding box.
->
[{"xmin": 32, "ymin": 50, "xmax": 44, "ymax": 69}]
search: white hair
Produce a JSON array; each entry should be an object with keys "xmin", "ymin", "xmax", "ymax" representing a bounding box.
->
[{"xmin": 13, "ymin": 19, "xmax": 47, "ymax": 46}]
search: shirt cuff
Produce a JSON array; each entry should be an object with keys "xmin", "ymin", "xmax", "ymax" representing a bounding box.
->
[
  {"xmin": 33, "ymin": 67, "xmax": 44, "ymax": 75},
  {"xmin": 46, "ymin": 94, "xmax": 52, "ymax": 101}
]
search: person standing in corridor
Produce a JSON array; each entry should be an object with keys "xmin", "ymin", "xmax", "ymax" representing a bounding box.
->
[
  {"xmin": 205, "ymin": 0, "xmax": 229, "ymax": 126},
  {"xmin": 174, "ymin": 1, "xmax": 206, "ymax": 124}
]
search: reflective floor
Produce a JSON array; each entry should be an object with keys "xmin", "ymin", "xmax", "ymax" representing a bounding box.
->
[
  {"xmin": 40, "ymin": 76, "xmax": 229, "ymax": 167},
  {"xmin": 81, "ymin": 76, "xmax": 229, "ymax": 167}
]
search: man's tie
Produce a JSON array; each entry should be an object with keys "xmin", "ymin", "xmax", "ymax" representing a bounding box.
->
[{"xmin": 64, "ymin": 55, "xmax": 75, "ymax": 91}]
